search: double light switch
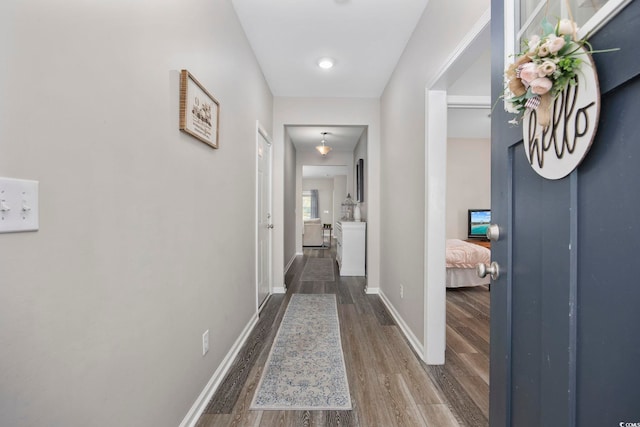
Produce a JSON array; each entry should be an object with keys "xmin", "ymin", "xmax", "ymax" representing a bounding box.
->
[{"xmin": 0, "ymin": 177, "xmax": 39, "ymax": 233}]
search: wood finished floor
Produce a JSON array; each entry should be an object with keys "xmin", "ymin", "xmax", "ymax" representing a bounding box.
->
[{"xmin": 196, "ymin": 246, "xmax": 489, "ymax": 427}]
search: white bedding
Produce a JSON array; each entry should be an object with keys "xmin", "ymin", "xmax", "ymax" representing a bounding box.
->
[
  {"xmin": 447, "ymin": 267, "xmax": 490, "ymax": 288},
  {"xmin": 446, "ymin": 239, "xmax": 491, "ymax": 288}
]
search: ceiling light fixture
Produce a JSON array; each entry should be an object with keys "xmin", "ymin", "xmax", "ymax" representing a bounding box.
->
[
  {"xmin": 317, "ymin": 57, "xmax": 334, "ymax": 69},
  {"xmin": 316, "ymin": 132, "xmax": 332, "ymax": 156}
]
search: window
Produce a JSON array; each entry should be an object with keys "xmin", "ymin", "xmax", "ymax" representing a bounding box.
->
[
  {"xmin": 302, "ymin": 191, "xmax": 312, "ymax": 221},
  {"xmin": 502, "ymin": 0, "xmax": 631, "ymax": 112},
  {"xmin": 518, "ymin": 0, "xmax": 608, "ymax": 43},
  {"xmin": 302, "ymin": 190, "xmax": 319, "ymax": 221},
  {"xmin": 507, "ymin": 0, "xmax": 631, "ymax": 63}
]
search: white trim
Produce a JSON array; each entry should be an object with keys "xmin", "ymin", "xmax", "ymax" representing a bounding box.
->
[
  {"xmin": 378, "ymin": 291, "xmax": 425, "ymax": 360},
  {"xmin": 284, "ymin": 252, "xmax": 297, "ymax": 275},
  {"xmin": 578, "ymin": 0, "xmax": 633, "ymax": 38},
  {"xmin": 447, "ymin": 95, "xmax": 491, "ymax": 109},
  {"xmin": 179, "ymin": 312, "xmax": 259, "ymax": 427},
  {"xmin": 516, "ymin": 1, "xmax": 546, "ymax": 42},
  {"xmin": 424, "ymin": 89, "xmax": 448, "ymax": 365},
  {"xmin": 508, "ymin": 0, "xmax": 633, "ymax": 70},
  {"xmin": 422, "ymin": 8, "xmax": 490, "ymax": 366},
  {"xmin": 504, "ymin": 0, "xmax": 516, "ymax": 73},
  {"xmin": 272, "ymin": 286, "xmax": 287, "ymax": 294},
  {"xmin": 365, "ymin": 286, "xmax": 379, "ymax": 294},
  {"xmin": 257, "ymin": 293, "xmax": 272, "ymax": 314},
  {"xmin": 427, "ymin": 8, "xmax": 491, "ymax": 90},
  {"xmin": 255, "ymin": 121, "xmax": 273, "ymax": 312}
]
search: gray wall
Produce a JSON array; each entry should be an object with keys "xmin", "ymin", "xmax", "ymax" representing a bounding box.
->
[
  {"xmin": 379, "ymin": 0, "xmax": 489, "ymax": 344},
  {"xmin": 283, "ymin": 131, "xmax": 298, "ymax": 268},
  {"xmin": 446, "ymin": 138, "xmax": 491, "ymax": 239},
  {"xmin": 273, "ymin": 97, "xmax": 381, "ymax": 291},
  {"xmin": 0, "ymin": 1, "xmax": 272, "ymax": 425},
  {"xmin": 333, "ymin": 175, "xmax": 348, "ymax": 225},
  {"xmin": 302, "ymin": 178, "xmax": 335, "ymax": 225}
]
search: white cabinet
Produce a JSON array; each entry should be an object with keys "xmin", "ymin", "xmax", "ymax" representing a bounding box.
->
[{"xmin": 335, "ymin": 221, "xmax": 366, "ymax": 276}]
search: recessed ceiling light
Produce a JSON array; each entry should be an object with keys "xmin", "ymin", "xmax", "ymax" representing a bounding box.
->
[{"xmin": 317, "ymin": 57, "xmax": 335, "ymax": 69}]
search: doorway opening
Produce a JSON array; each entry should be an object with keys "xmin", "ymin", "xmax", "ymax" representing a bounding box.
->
[
  {"xmin": 423, "ymin": 9, "xmax": 490, "ymax": 364},
  {"xmin": 285, "ymin": 125, "xmax": 367, "ymax": 256}
]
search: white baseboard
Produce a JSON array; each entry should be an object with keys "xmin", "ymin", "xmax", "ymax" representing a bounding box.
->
[
  {"xmin": 179, "ymin": 312, "xmax": 259, "ymax": 427},
  {"xmin": 284, "ymin": 253, "xmax": 297, "ymax": 274},
  {"xmin": 365, "ymin": 286, "xmax": 379, "ymax": 294},
  {"xmin": 272, "ymin": 286, "xmax": 286, "ymax": 294},
  {"xmin": 378, "ymin": 290, "xmax": 425, "ymax": 360}
]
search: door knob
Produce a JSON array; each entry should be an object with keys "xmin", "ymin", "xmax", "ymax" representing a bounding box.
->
[
  {"xmin": 486, "ymin": 224, "xmax": 500, "ymax": 241},
  {"xmin": 267, "ymin": 224, "xmax": 274, "ymax": 229},
  {"xmin": 477, "ymin": 261, "xmax": 500, "ymax": 280}
]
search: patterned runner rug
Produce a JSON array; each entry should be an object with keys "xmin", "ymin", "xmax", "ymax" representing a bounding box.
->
[
  {"xmin": 250, "ymin": 294, "xmax": 352, "ymax": 410},
  {"xmin": 300, "ymin": 258, "xmax": 335, "ymax": 282}
]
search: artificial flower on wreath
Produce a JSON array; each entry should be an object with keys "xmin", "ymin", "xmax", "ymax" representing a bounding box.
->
[{"xmin": 503, "ymin": 17, "xmax": 613, "ymax": 128}]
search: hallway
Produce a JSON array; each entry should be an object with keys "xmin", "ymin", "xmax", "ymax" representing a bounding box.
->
[{"xmin": 195, "ymin": 247, "xmax": 489, "ymax": 427}]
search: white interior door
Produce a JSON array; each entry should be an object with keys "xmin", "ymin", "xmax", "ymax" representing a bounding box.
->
[{"xmin": 257, "ymin": 124, "xmax": 273, "ymax": 309}]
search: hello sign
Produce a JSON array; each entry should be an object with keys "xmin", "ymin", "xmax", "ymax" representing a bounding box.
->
[{"xmin": 522, "ymin": 47, "xmax": 600, "ymax": 180}]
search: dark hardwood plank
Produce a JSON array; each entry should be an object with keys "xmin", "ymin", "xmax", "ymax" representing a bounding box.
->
[
  {"xmin": 426, "ymin": 364, "xmax": 488, "ymax": 427},
  {"xmin": 366, "ymin": 294, "xmax": 396, "ymax": 326},
  {"xmin": 203, "ymin": 295, "xmax": 284, "ymax": 414},
  {"xmin": 197, "ymin": 248, "xmax": 490, "ymax": 426},
  {"xmin": 381, "ymin": 327, "xmax": 443, "ymax": 406}
]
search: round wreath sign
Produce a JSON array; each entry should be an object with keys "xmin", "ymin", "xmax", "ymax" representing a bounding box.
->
[
  {"xmin": 503, "ymin": 18, "xmax": 614, "ymax": 180},
  {"xmin": 522, "ymin": 46, "xmax": 599, "ymax": 180}
]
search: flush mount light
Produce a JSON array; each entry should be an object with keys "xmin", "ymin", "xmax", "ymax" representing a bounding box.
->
[
  {"xmin": 316, "ymin": 132, "xmax": 332, "ymax": 156},
  {"xmin": 317, "ymin": 57, "xmax": 335, "ymax": 69}
]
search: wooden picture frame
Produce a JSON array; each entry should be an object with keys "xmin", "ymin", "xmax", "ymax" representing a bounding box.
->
[
  {"xmin": 356, "ymin": 158, "xmax": 364, "ymax": 203},
  {"xmin": 179, "ymin": 70, "xmax": 220, "ymax": 148}
]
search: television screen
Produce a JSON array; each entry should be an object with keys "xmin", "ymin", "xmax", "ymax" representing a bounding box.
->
[{"xmin": 468, "ymin": 209, "xmax": 491, "ymax": 239}]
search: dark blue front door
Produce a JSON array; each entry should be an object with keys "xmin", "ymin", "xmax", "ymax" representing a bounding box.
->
[{"xmin": 490, "ymin": 2, "xmax": 640, "ymax": 426}]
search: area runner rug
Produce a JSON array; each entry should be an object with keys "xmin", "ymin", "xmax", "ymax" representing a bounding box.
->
[
  {"xmin": 300, "ymin": 258, "xmax": 335, "ymax": 282},
  {"xmin": 250, "ymin": 294, "xmax": 352, "ymax": 410}
]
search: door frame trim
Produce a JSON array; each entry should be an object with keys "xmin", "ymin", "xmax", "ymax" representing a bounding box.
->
[
  {"xmin": 255, "ymin": 121, "xmax": 274, "ymax": 312},
  {"xmin": 423, "ymin": 9, "xmax": 491, "ymax": 364}
]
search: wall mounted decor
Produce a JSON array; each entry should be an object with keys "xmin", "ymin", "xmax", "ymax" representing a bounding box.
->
[
  {"xmin": 522, "ymin": 47, "xmax": 599, "ymax": 180},
  {"xmin": 503, "ymin": 18, "xmax": 615, "ymax": 180},
  {"xmin": 179, "ymin": 70, "xmax": 220, "ymax": 148},
  {"xmin": 356, "ymin": 158, "xmax": 364, "ymax": 202}
]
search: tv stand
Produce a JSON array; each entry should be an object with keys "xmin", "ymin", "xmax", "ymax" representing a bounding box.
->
[{"xmin": 465, "ymin": 239, "xmax": 491, "ymax": 249}]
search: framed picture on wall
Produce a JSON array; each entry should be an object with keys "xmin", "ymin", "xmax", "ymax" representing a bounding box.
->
[
  {"xmin": 356, "ymin": 158, "xmax": 364, "ymax": 202},
  {"xmin": 179, "ymin": 69, "xmax": 220, "ymax": 148}
]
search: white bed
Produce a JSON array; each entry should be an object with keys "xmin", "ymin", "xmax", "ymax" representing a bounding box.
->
[{"xmin": 446, "ymin": 239, "xmax": 491, "ymax": 288}]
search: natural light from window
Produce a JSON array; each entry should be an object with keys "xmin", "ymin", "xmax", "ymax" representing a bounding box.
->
[
  {"xmin": 516, "ymin": 0, "xmax": 629, "ymax": 46},
  {"xmin": 302, "ymin": 191, "xmax": 312, "ymax": 221}
]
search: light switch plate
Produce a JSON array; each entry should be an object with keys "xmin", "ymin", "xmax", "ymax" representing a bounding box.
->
[{"xmin": 0, "ymin": 177, "xmax": 39, "ymax": 233}]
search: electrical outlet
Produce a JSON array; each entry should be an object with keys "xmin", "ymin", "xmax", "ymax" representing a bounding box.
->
[
  {"xmin": 400, "ymin": 284, "xmax": 404, "ymax": 299},
  {"xmin": 202, "ymin": 330, "xmax": 209, "ymax": 356}
]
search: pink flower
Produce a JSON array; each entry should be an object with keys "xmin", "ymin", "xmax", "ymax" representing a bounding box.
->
[
  {"xmin": 546, "ymin": 35, "xmax": 566, "ymax": 54},
  {"xmin": 538, "ymin": 60, "xmax": 557, "ymax": 77},
  {"xmin": 519, "ymin": 62, "xmax": 539, "ymax": 84},
  {"xmin": 537, "ymin": 44, "xmax": 550, "ymax": 57},
  {"xmin": 530, "ymin": 77, "xmax": 553, "ymax": 95},
  {"xmin": 558, "ymin": 19, "xmax": 578, "ymax": 37}
]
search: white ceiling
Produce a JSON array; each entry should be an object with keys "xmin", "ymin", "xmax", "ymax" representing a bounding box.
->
[
  {"xmin": 231, "ymin": 0, "xmax": 430, "ymax": 98},
  {"xmin": 287, "ymin": 125, "xmax": 365, "ymax": 153},
  {"xmin": 231, "ymin": 0, "xmax": 491, "ymax": 161}
]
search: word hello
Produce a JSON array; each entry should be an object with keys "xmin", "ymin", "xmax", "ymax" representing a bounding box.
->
[{"xmin": 526, "ymin": 76, "xmax": 596, "ymax": 170}]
